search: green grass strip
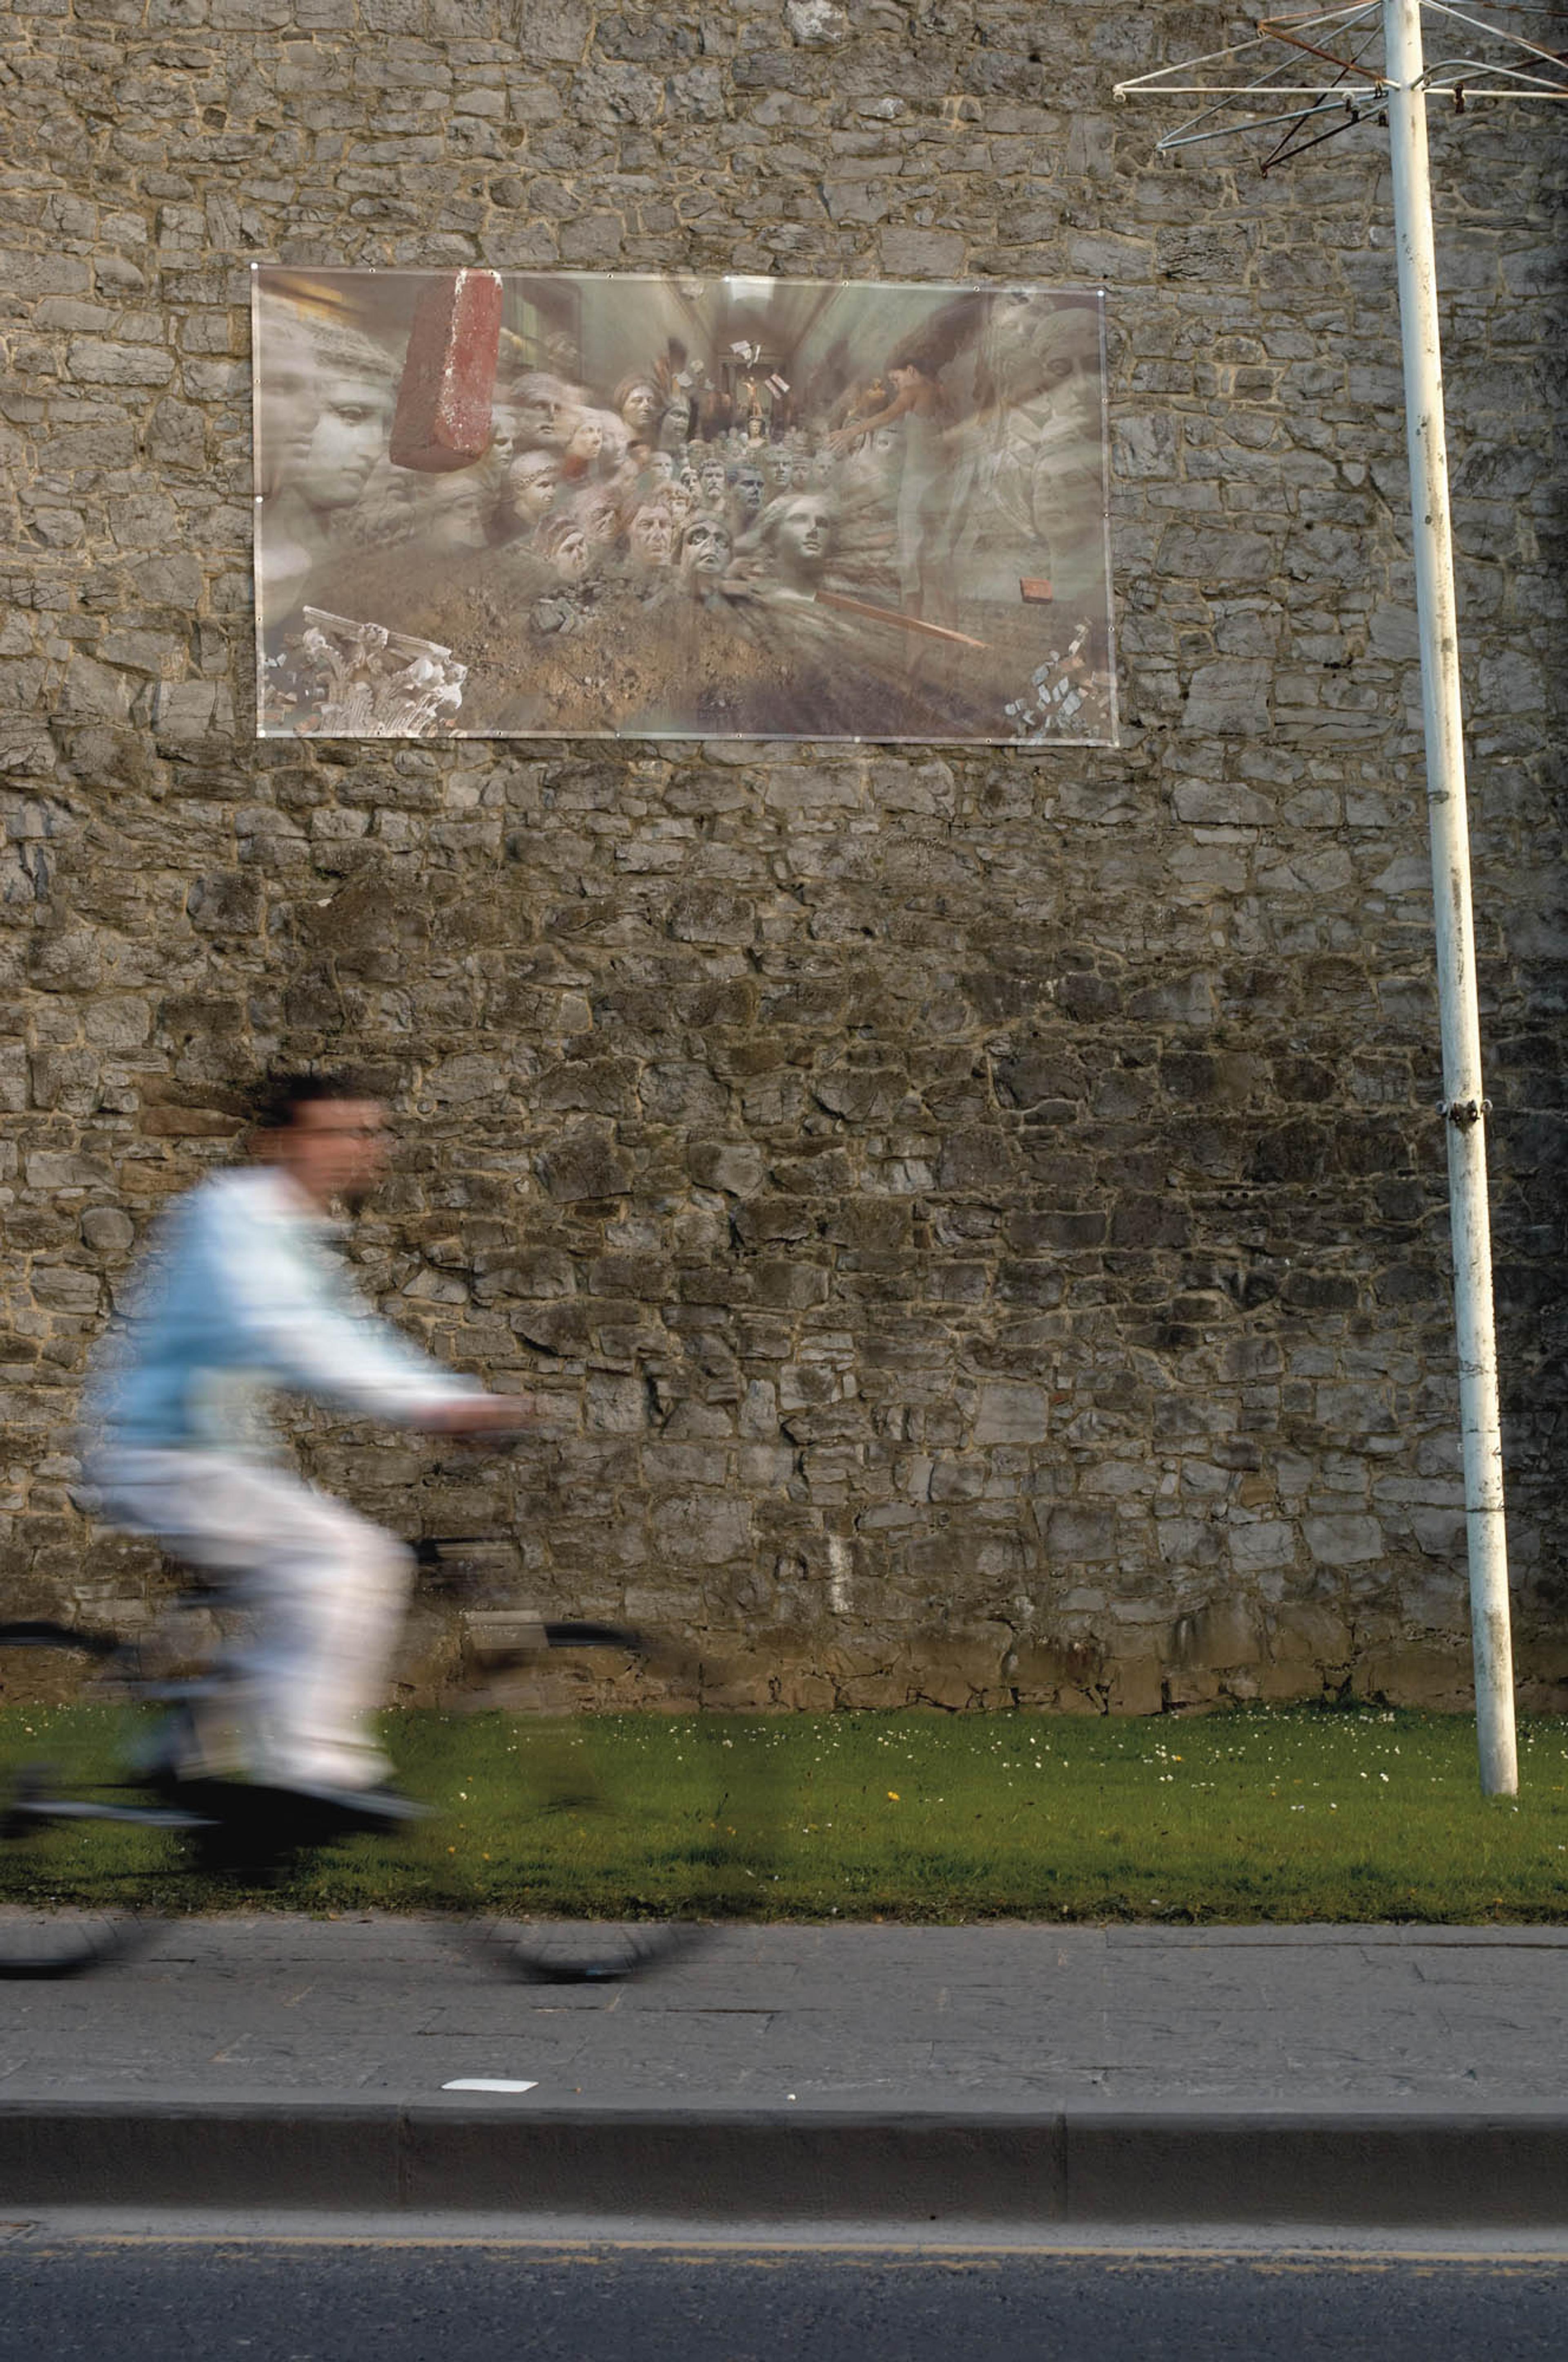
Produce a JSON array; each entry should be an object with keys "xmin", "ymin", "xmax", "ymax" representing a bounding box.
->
[{"xmin": 3, "ymin": 1704, "xmax": 1567, "ymax": 1924}]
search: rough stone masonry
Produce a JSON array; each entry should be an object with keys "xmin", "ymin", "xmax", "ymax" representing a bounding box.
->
[{"xmin": 0, "ymin": 1, "xmax": 1564, "ymax": 1713}]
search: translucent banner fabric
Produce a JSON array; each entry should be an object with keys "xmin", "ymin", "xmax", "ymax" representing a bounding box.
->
[{"xmin": 252, "ymin": 269, "xmax": 1117, "ymax": 747}]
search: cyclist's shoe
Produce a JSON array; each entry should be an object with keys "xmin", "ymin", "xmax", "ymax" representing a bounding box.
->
[
  {"xmin": 190, "ymin": 1780, "xmax": 428, "ymax": 1875},
  {"xmin": 283, "ymin": 1780, "xmax": 434, "ymax": 1830},
  {"xmin": 188, "ymin": 1782, "xmax": 304, "ymax": 1878}
]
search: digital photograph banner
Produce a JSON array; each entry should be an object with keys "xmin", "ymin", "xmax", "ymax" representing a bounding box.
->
[{"xmin": 252, "ymin": 269, "xmax": 1116, "ymax": 747}]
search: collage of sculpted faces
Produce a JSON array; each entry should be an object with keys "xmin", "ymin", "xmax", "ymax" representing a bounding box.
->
[{"xmin": 254, "ymin": 272, "xmax": 1117, "ymax": 747}]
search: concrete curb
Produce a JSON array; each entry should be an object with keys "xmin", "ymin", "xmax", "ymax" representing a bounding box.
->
[{"xmin": 4, "ymin": 2099, "xmax": 1568, "ymax": 2227}]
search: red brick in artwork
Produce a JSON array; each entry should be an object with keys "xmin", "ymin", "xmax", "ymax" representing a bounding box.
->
[{"xmin": 390, "ymin": 268, "xmax": 503, "ymax": 472}]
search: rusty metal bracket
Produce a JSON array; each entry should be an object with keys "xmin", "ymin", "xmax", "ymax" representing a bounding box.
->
[{"xmin": 1439, "ymin": 1096, "xmax": 1491, "ymax": 1128}]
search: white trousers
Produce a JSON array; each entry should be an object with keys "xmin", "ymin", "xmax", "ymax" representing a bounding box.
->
[{"xmin": 98, "ymin": 1449, "xmax": 414, "ymax": 1792}]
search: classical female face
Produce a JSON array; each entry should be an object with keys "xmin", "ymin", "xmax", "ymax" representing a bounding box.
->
[
  {"xmin": 680, "ymin": 513, "xmax": 731, "ymax": 577},
  {"xmin": 619, "ymin": 379, "xmax": 664, "ymax": 435},
  {"xmin": 774, "ymin": 495, "xmax": 833, "ymax": 567},
  {"xmin": 508, "ymin": 451, "xmax": 560, "ymax": 522},
  {"xmin": 628, "ymin": 502, "xmax": 674, "ymax": 566},
  {"xmin": 489, "ymin": 408, "xmax": 517, "ymax": 466},
  {"xmin": 642, "ymin": 450, "xmax": 675, "ymax": 488},
  {"xmin": 294, "ymin": 375, "xmax": 392, "ymax": 511},
  {"xmin": 567, "ymin": 412, "xmax": 604, "ymax": 461}
]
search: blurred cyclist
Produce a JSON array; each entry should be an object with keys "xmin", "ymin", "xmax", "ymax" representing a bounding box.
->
[{"xmin": 85, "ymin": 1071, "xmax": 528, "ymax": 1825}]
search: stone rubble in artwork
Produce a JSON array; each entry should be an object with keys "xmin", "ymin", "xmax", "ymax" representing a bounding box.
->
[{"xmin": 267, "ymin": 612, "xmax": 468, "ymax": 739}]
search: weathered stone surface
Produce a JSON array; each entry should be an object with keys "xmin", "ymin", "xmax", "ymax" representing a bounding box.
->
[
  {"xmin": 972, "ymin": 1382, "xmax": 1050, "ymax": 1444},
  {"xmin": 0, "ymin": 1, "xmax": 1562, "ymax": 1719},
  {"xmin": 785, "ymin": 2, "xmax": 848, "ymax": 47},
  {"xmin": 537, "ymin": 1124, "xmax": 632, "ymax": 1202},
  {"xmin": 1353, "ymin": 1642, "xmax": 1475, "ymax": 1711},
  {"xmin": 1305, "ymin": 1514, "xmax": 1386, "ymax": 1568}
]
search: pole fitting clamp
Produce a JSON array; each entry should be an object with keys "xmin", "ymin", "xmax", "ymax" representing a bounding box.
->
[{"xmin": 1439, "ymin": 1096, "xmax": 1491, "ymax": 1129}]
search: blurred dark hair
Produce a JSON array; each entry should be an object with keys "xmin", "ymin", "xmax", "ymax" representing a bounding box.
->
[
  {"xmin": 886, "ymin": 292, "xmax": 984, "ymax": 383},
  {"xmin": 251, "ymin": 1070, "xmax": 370, "ymax": 1132}
]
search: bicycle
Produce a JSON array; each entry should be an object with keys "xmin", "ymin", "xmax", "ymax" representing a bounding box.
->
[{"xmin": 0, "ymin": 1539, "xmax": 780, "ymax": 1985}]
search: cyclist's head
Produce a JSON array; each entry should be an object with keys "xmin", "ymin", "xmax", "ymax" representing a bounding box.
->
[
  {"xmin": 251, "ymin": 1070, "xmax": 364, "ymax": 1132},
  {"xmin": 252, "ymin": 1071, "xmax": 390, "ymax": 1211}
]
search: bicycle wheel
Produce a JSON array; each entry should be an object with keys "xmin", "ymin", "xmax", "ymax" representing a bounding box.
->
[
  {"xmin": 0, "ymin": 1621, "xmax": 192, "ymax": 1976},
  {"xmin": 427, "ymin": 1621, "xmax": 782, "ymax": 1984}
]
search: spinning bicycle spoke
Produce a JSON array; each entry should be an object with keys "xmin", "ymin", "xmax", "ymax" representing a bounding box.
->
[{"xmin": 430, "ymin": 1619, "xmax": 782, "ymax": 1985}]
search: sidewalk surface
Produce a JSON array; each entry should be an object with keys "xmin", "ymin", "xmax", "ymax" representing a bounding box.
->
[
  {"xmin": 4, "ymin": 1918, "xmax": 1567, "ymax": 2106},
  {"xmin": 4, "ymin": 1919, "xmax": 1568, "ymax": 2226}
]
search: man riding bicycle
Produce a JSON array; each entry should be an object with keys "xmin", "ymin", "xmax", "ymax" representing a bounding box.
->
[{"xmin": 85, "ymin": 1071, "xmax": 528, "ymax": 1825}]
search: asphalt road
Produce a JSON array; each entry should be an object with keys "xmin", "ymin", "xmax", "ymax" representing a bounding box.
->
[{"xmin": 0, "ymin": 2239, "xmax": 1565, "ymax": 2360}]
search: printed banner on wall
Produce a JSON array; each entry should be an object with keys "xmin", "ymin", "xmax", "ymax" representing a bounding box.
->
[{"xmin": 252, "ymin": 269, "xmax": 1116, "ymax": 747}]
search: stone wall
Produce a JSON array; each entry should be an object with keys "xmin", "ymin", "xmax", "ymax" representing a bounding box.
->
[{"xmin": 2, "ymin": 0, "xmax": 1565, "ymax": 1712}]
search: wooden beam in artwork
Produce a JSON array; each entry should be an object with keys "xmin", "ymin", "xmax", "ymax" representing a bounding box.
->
[{"xmin": 813, "ymin": 590, "xmax": 989, "ymax": 649}]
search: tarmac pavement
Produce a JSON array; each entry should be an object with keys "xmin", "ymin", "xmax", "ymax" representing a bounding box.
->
[{"xmin": 2, "ymin": 1918, "xmax": 1567, "ymax": 2227}]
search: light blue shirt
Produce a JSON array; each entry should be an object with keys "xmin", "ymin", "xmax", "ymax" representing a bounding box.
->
[{"xmin": 87, "ymin": 1165, "xmax": 472, "ymax": 1456}]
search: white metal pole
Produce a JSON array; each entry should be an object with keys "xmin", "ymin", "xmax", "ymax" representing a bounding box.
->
[{"xmin": 1383, "ymin": 0, "xmax": 1516, "ymax": 1794}]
